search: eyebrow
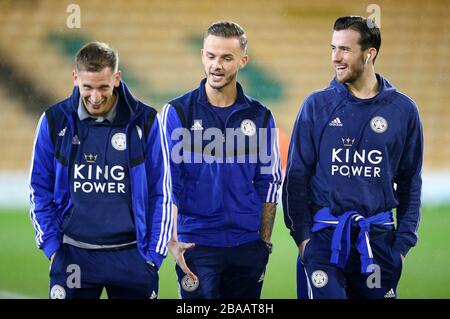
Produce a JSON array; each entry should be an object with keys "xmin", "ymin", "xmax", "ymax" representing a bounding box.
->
[
  {"xmin": 205, "ymin": 51, "xmax": 234, "ymax": 58},
  {"xmin": 331, "ymin": 44, "xmax": 351, "ymax": 50},
  {"xmin": 82, "ymin": 84, "xmax": 111, "ymax": 89}
]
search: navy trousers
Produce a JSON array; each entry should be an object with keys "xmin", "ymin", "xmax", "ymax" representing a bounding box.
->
[
  {"xmin": 176, "ymin": 239, "xmax": 270, "ymax": 299},
  {"xmin": 298, "ymin": 228, "xmax": 403, "ymax": 299},
  {"xmin": 49, "ymin": 243, "xmax": 158, "ymax": 299}
]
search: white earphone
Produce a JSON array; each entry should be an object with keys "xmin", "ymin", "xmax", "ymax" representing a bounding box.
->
[{"xmin": 365, "ymin": 54, "xmax": 371, "ymax": 65}]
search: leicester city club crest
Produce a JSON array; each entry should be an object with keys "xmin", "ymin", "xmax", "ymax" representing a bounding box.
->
[
  {"xmin": 311, "ymin": 270, "xmax": 328, "ymax": 288},
  {"xmin": 181, "ymin": 274, "xmax": 199, "ymax": 292},
  {"xmin": 111, "ymin": 132, "xmax": 127, "ymax": 151},
  {"xmin": 370, "ymin": 116, "xmax": 388, "ymax": 133},
  {"xmin": 50, "ymin": 284, "xmax": 66, "ymax": 299},
  {"xmin": 240, "ymin": 119, "xmax": 256, "ymax": 136}
]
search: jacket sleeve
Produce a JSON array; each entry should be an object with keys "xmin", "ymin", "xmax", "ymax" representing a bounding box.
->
[
  {"xmin": 393, "ymin": 102, "xmax": 424, "ymax": 257},
  {"xmin": 254, "ymin": 112, "xmax": 282, "ymax": 203},
  {"xmin": 144, "ymin": 113, "xmax": 173, "ymax": 269},
  {"xmin": 29, "ymin": 112, "xmax": 61, "ymax": 259},
  {"xmin": 161, "ymin": 103, "xmax": 184, "ymax": 207},
  {"xmin": 282, "ymin": 97, "xmax": 317, "ymax": 246}
]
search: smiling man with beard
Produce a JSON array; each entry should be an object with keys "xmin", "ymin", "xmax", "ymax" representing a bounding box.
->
[{"xmin": 283, "ymin": 16, "xmax": 423, "ymax": 299}]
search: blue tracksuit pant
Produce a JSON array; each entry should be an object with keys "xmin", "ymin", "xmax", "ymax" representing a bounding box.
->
[
  {"xmin": 176, "ymin": 239, "xmax": 270, "ymax": 299},
  {"xmin": 297, "ymin": 227, "xmax": 403, "ymax": 299},
  {"xmin": 49, "ymin": 243, "xmax": 158, "ymax": 299}
]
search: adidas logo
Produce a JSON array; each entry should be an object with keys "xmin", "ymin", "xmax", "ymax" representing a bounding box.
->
[
  {"xmin": 329, "ymin": 117, "xmax": 343, "ymax": 127},
  {"xmin": 58, "ymin": 127, "xmax": 67, "ymax": 136},
  {"xmin": 258, "ymin": 272, "xmax": 265, "ymax": 283},
  {"xmin": 191, "ymin": 120, "xmax": 203, "ymax": 131},
  {"xmin": 72, "ymin": 135, "xmax": 80, "ymax": 145},
  {"xmin": 150, "ymin": 290, "xmax": 157, "ymax": 299},
  {"xmin": 384, "ymin": 288, "xmax": 396, "ymax": 299}
]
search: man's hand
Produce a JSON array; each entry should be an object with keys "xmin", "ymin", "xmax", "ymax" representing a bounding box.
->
[
  {"xmin": 168, "ymin": 239, "xmax": 197, "ymax": 281},
  {"xmin": 299, "ymin": 238, "xmax": 311, "ymax": 260}
]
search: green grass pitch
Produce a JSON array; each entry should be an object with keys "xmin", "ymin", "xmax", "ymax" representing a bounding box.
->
[{"xmin": 0, "ymin": 205, "xmax": 449, "ymax": 298}]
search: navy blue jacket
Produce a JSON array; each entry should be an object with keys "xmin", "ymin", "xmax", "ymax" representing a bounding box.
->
[
  {"xmin": 282, "ymin": 74, "xmax": 423, "ymax": 256},
  {"xmin": 162, "ymin": 79, "xmax": 282, "ymax": 247},
  {"xmin": 29, "ymin": 82, "xmax": 172, "ymax": 269}
]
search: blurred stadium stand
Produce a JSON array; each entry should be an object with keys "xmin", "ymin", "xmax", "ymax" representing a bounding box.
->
[{"xmin": 0, "ymin": 0, "xmax": 448, "ymax": 206}]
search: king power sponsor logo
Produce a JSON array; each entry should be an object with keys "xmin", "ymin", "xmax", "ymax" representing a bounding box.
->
[
  {"xmin": 73, "ymin": 164, "xmax": 126, "ymax": 194},
  {"xmin": 331, "ymin": 147, "xmax": 383, "ymax": 178}
]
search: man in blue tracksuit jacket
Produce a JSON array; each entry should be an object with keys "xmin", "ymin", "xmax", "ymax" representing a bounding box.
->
[
  {"xmin": 29, "ymin": 42, "xmax": 172, "ymax": 299},
  {"xmin": 162, "ymin": 21, "xmax": 282, "ymax": 299},
  {"xmin": 283, "ymin": 16, "xmax": 423, "ymax": 299}
]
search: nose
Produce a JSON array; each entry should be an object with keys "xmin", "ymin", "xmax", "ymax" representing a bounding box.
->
[
  {"xmin": 332, "ymin": 49, "xmax": 342, "ymax": 63},
  {"xmin": 90, "ymin": 90, "xmax": 102, "ymax": 103},
  {"xmin": 211, "ymin": 58, "xmax": 222, "ymax": 70}
]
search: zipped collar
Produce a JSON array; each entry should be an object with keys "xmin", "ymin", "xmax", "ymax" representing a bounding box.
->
[
  {"xmin": 330, "ymin": 73, "xmax": 397, "ymax": 105},
  {"xmin": 197, "ymin": 78, "xmax": 251, "ymax": 112},
  {"xmin": 65, "ymin": 81, "xmax": 144, "ymax": 125}
]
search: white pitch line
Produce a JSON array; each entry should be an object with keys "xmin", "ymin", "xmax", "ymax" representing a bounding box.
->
[{"xmin": 0, "ymin": 290, "xmax": 36, "ymax": 299}]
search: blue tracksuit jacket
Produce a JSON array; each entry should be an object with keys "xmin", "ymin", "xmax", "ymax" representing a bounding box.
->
[
  {"xmin": 162, "ymin": 79, "xmax": 282, "ymax": 247},
  {"xmin": 29, "ymin": 81, "xmax": 172, "ymax": 269},
  {"xmin": 282, "ymin": 74, "xmax": 423, "ymax": 257}
]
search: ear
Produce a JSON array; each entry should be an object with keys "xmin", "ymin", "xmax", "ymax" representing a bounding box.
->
[
  {"xmin": 113, "ymin": 70, "xmax": 121, "ymax": 87},
  {"xmin": 200, "ymin": 48, "xmax": 206, "ymax": 63},
  {"xmin": 366, "ymin": 48, "xmax": 377, "ymax": 64},
  {"xmin": 239, "ymin": 54, "xmax": 249, "ymax": 70},
  {"xmin": 72, "ymin": 70, "xmax": 78, "ymax": 86}
]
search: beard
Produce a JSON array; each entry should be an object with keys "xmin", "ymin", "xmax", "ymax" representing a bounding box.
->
[
  {"xmin": 335, "ymin": 58, "xmax": 365, "ymax": 84},
  {"xmin": 206, "ymin": 70, "xmax": 238, "ymax": 90}
]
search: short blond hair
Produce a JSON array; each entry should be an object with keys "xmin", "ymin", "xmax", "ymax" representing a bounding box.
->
[
  {"xmin": 75, "ymin": 42, "xmax": 119, "ymax": 73},
  {"xmin": 205, "ymin": 21, "xmax": 247, "ymax": 52}
]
